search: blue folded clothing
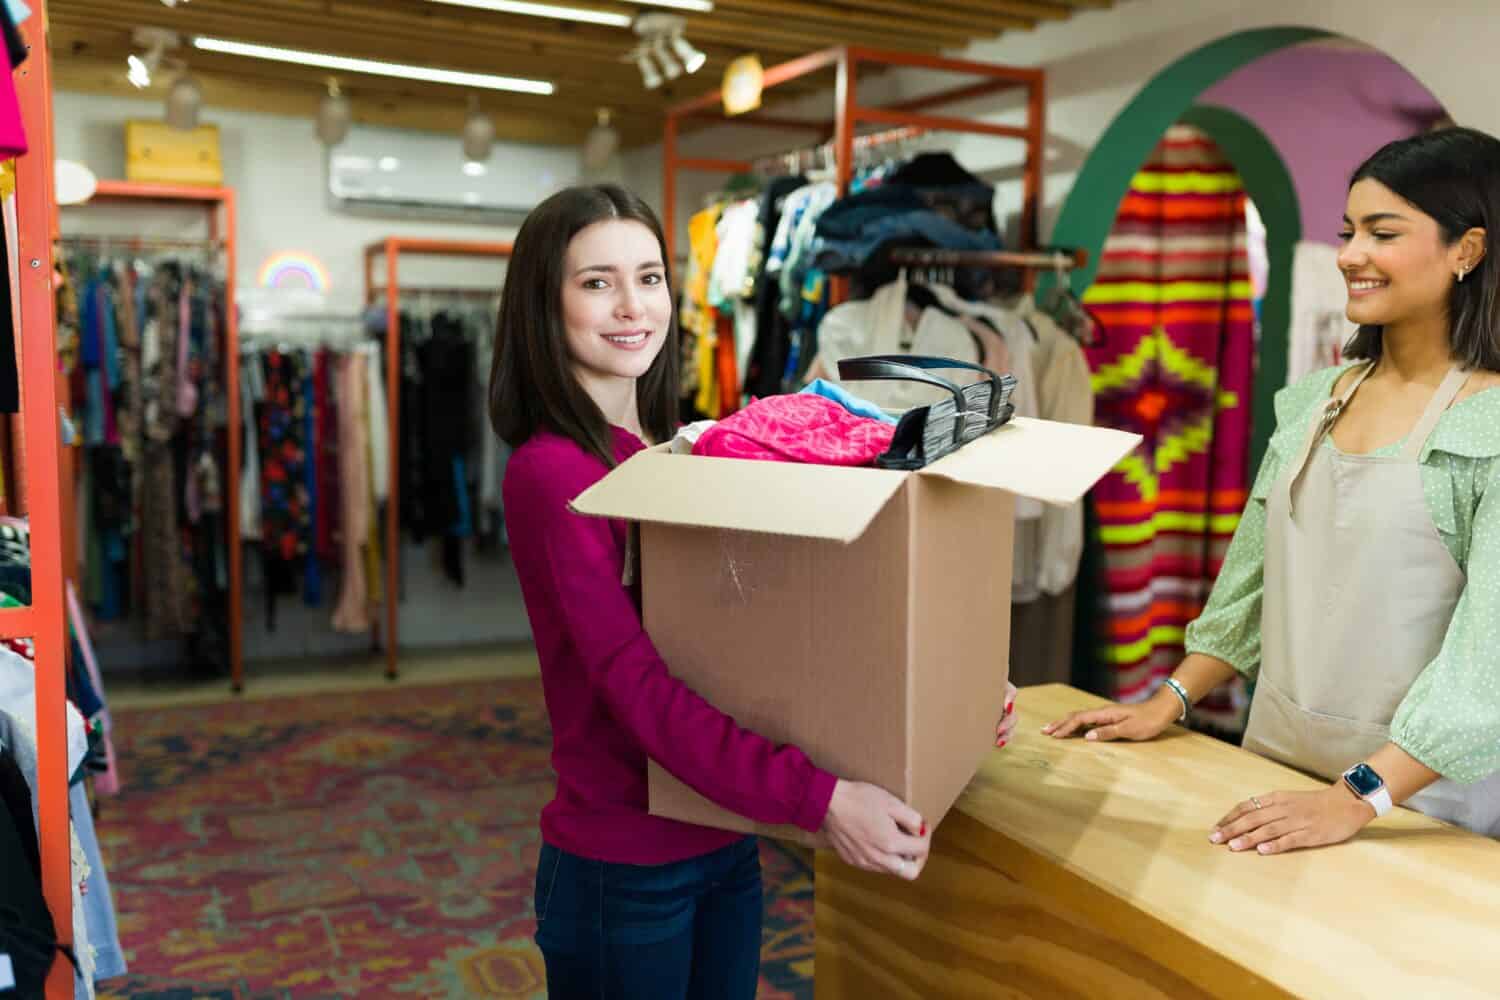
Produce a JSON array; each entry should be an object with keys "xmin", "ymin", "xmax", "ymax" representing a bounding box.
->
[{"xmin": 800, "ymin": 378, "xmax": 899, "ymax": 425}]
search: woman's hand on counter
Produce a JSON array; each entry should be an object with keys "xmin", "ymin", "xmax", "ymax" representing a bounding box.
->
[
  {"xmin": 1041, "ymin": 689, "xmax": 1180, "ymax": 742},
  {"xmin": 1209, "ymin": 786, "xmax": 1375, "ymax": 855},
  {"xmin": 995, "ymin": 683, "xmax": 1019, "ymax": 747},
  {"xmin": 823, "ymin": 779, "xmax": 932, "ymax": 882}
]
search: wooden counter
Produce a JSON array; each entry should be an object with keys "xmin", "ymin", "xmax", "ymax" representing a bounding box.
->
[{"xmin": 815, "ymin": 684, "xmax": 1500, "ymax": 999}]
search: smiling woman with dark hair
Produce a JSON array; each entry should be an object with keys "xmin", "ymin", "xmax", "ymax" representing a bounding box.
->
[{"xmin": 1046, "ymin": 126, "xmax": 1500, "ymax": 853}]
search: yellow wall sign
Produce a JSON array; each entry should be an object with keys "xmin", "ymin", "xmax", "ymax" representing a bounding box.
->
[{"xmin": 722, "ymin": 55, "xmax": 764, "ymax": 117}]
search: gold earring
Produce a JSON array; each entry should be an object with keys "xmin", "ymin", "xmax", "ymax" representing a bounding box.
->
[{"xmin": 1459, "ymin": 265, "xmax": 1469, "ymax": 283}]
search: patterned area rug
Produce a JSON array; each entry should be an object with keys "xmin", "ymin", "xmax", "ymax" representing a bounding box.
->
[{"xmin": 94, "ymin": 677, "xmax": 814, "ymax": 999}]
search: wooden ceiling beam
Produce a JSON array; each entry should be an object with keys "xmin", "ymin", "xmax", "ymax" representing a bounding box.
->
[
  {"xmin": 680, "ymin": 16, "xmax": 943, "ymax": 55},
  {"xmin": 695, "ymin": 2, "xmax": 979, "ymax": 48},
  {"xmin": 53, "ymin": 58, "xmax": 638, "ymax": 145},
  {"xmin": 51, "ymin": 22, "xmax": 678, "ymax": 109},
  {"xmin": 793, "ymin": 0, "xmax": 1026, "ymax": 33},
  {"xmin": 908, "ymin": 0, "xmax": 1076, "ymax": 19}
]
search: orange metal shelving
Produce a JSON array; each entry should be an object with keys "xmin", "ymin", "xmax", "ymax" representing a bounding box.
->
[{"xmin": 362, "ymin": 238, "xmax": 513, "ymax": 681}]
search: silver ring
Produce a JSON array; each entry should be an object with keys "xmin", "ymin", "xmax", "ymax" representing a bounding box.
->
[
  {"xmin": 896, "ymin": 858, "xmax": 910, "ymax": 876},
  {"xmin": 1251, "ymin": 796, "xmax": 1263, "ymax": 810}
]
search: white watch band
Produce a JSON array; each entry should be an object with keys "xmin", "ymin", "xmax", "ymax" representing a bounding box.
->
[{"xmin": 1366, "ymin": 785, "xmax": 1394, "ymax": 818}]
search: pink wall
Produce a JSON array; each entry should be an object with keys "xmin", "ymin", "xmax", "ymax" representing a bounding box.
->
[{"xmin": 1200, "ymin": 44, "xmax": 1445, "ymax": 247}]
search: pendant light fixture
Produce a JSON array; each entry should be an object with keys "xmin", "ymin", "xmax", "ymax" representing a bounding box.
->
[
  {"xmin": 316, "ymin": 77, "xmax": 352, "ymax": 146},
  {"xmin": 165, "ymin": 71, "xmax": 203, "ymax": 130},
  {"xmin": 582, "ymin": 107, "xmax": 620, "ymax": 173},
  {"xmin": 462, "ymin": 95, "xmax": 495, "ymax": 164}
]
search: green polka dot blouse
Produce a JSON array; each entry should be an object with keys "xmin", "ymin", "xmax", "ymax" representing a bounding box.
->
[{"xmin": 1185, "ymin": 362, "xmax": 1500, "ymax": 783}]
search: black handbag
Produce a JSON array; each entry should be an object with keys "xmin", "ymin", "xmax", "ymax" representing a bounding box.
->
[{"xmin": 836, "ymin": 355, "xmax": 1017, "ymax": 470}]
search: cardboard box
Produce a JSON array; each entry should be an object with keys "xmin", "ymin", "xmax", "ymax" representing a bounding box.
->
[{"xmin": 571, "ymin": 417, "xmax": 1139, "ymax": 845}]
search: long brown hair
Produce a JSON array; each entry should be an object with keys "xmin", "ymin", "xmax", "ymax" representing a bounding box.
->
[{"xmin": 488, "ymin": 184, "xmax": 680, "ymax": 467}]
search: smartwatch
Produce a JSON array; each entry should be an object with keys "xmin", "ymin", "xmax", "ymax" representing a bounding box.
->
[{"xmin": 1342, "ymin": 762, "xmax": 1393, "ymax": 818}]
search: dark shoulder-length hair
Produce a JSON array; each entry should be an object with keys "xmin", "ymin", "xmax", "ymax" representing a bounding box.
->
[
  {"xmin": 1345, "ymin": 126, "xmax": 1500, "ymax": 371},
  {"xmin": 488, "ymin": 184, "xmax": 680, "ymax": 467}
]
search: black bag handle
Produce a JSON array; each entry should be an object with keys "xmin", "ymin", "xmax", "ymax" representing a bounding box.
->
[{"xmin": 836, "ymin": 355, "xmax": 1005, "ymax": 444}]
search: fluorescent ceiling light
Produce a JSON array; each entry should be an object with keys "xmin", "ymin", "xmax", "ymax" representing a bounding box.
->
[
  {"xmin": 192, "ymin": 36, "xmax": 554, "ymax": 96},
  {"xmin": 619, "ymin": 0, "xmax": 712, "ymax": 10},
  {"xmin": 426, "ymin": 0, "xmax": 631, "ymax": 27},
  {"xmin": 379, "ymin": 156, "xmax": 401, "ymax": 172}
]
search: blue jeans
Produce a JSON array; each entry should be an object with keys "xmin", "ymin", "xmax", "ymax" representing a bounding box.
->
[{"xmin": 533, "ymin": 836, "xmax": 763, "ymax": 1000}]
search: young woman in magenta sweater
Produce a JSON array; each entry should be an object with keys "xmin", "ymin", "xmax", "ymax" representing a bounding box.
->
[{"xmin": 490, "ymin": 184, "xmax": 993, "ymax": 998}]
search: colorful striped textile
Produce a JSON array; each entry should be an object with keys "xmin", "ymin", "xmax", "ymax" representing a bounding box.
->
[{"xmin": 1082, "ymin": 125, "xmax": 1255, "ymax": 733}]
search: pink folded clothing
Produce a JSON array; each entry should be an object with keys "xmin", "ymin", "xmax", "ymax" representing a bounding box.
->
[{"xmin": 692, "ymin": 393, "xmax": 895, "ymax": 466}]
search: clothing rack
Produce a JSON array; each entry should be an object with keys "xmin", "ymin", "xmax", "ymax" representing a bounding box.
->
[
  {"xmin": 60, "ymin": 180, "xmax": 244, "ymax": 691},
  {"xmin": 7, "ymin": 4, "xmax": 76, "ymax": 996},
  {"xmin": 362, "ymin": 238, "xmax": 512, "ymax": 681},
  {"xmin": 887, "ymin": 247, "xmax": 1089, "ymax": 270},
  {"xmin": 750, "ymin": 124, "xmax": 927, "ymax": 178},
  {"xmin": 889, "ymin": 246, "xmax": 1089, "ymax": 292},
  {"xmin": 58, "ymin": 234, "xmax": 226, "ymax": 253},
  {"xmin": 664, "ymin": 46, "xmax": 1047, "ymax": 264}
]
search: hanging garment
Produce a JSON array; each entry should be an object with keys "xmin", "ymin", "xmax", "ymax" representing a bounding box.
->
[
  {"xmin": 1286, "ymin": 240, "xmax": 1357, "ymax": 384},
  {"xmin": 1245, "ymin": 363, "xmax": 1500, "ymax": 834},
  {"xmin": 364, "ymin": 343, "xmax": 390, "ymax": 506},
  {"xmin": 692, "ymin": 393, "xmax": 895, "ymax": 466},
  {"xmin": 332, "ymin": 352, "xmax": 371, "ymax": 634},
  {"xmin": 418, "ymin": 320, "xmax": 475, "ymax": 586},
  {"xmin": 814, "ymin": 273, "xmax": 979, "ymax": 411},
  {"xmin": 65, "ymin": 582, "xmax": 119, "ymax": 797},
  {"xmin": 238, "ymin": 363, "xmax": 262, "ymax": 541},
  {"xmin": 398, "ymin": 320, "xmax": 429, "ymax": 541},
  {"xmin": 313, "ymin": 349, "xmax": 339, "ymax": 563},
  {"xmin": 1019, "ymin": 301, "xmax": 1095, "ymax": 597},
  {"xmin": 742, "ymin": 175, "xmax": 809, "ymax": 402},
  {"xmin": 301, "ymin": 362, "xmax": 321, "ymax": 606},
  {"xmin": 0, "ymin": 708, "xmax": 93, "ymax": 998},
  {"xmin": 257, "ymin": 350, "xmax": 310, "ymax": 630},
  {"xmin": 1081, "ymin": 123, "xmax": 1255, "ymax": 733},
  {"xmin": 0, "ymin": 11, "xmax": 24, "ymax": 162}
]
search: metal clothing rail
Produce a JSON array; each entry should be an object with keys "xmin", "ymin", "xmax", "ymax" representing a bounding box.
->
[
  {"xmin": 62, "ymin": 181, "xmax": 243, "ymax": 690},
  {"xmin": 59, "ymin": 234, "xmax": 227, "ymax": 253},
  {"xmin": 887, "ymin": 247, "xmax": 1089, "ymax": 269},
  {"xmin": 7, "ymin": 4, "xmax": 76, "ymax": 996},
  {"xmin": 663, "ymin": 46, "xmax": 1047, "ymax": 264},
  {"xmin": 362, "ymin": 238, "xmax": 513, "ymax": 682}
]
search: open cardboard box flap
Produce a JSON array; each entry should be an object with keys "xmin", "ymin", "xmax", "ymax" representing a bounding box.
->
[{"xmin": 570, "ymin": 417, "xmax": 1141, "ymax": 543}]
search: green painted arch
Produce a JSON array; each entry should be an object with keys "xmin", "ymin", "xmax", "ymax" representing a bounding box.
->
[
  {"xmin": 1050, "ymin": 26, "xmax": 1327, "ymax": 295},
  {"xmin": 1178, "ymin": 103, "xmax": 1300, "ymax": 472},
  {"xmin": 1044, "ymin": 26, "xmax": 1333, "ymax": 473}
]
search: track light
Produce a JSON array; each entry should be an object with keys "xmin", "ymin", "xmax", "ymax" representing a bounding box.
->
[
  {"xmin": 631, "ymin": 13, "xmax": 704, "ymax": 89},
  {"xmin": 652, "ymin": 36, "xmax": 682, "ymax": 81},
  {"xmin": 670, "ymin": 33, "xmax": 706, "ymax": 75},
  {"xmin": 634, "ymin": 49, "xmax": 663, "ymax": 90},
  {"xmin": 126, "ymin": 27, "xmax": 178, "ymax": 89}
]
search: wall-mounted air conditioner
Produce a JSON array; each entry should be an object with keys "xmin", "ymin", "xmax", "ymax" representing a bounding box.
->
[{"xmin": 327, "ymin": 125, "xmax": 581, "ymax": 223}]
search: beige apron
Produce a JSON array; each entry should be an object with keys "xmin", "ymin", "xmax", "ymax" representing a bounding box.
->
[{"xmin": 1244, "ymin": 362, "xmax": 1500, "ymax": 835}]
